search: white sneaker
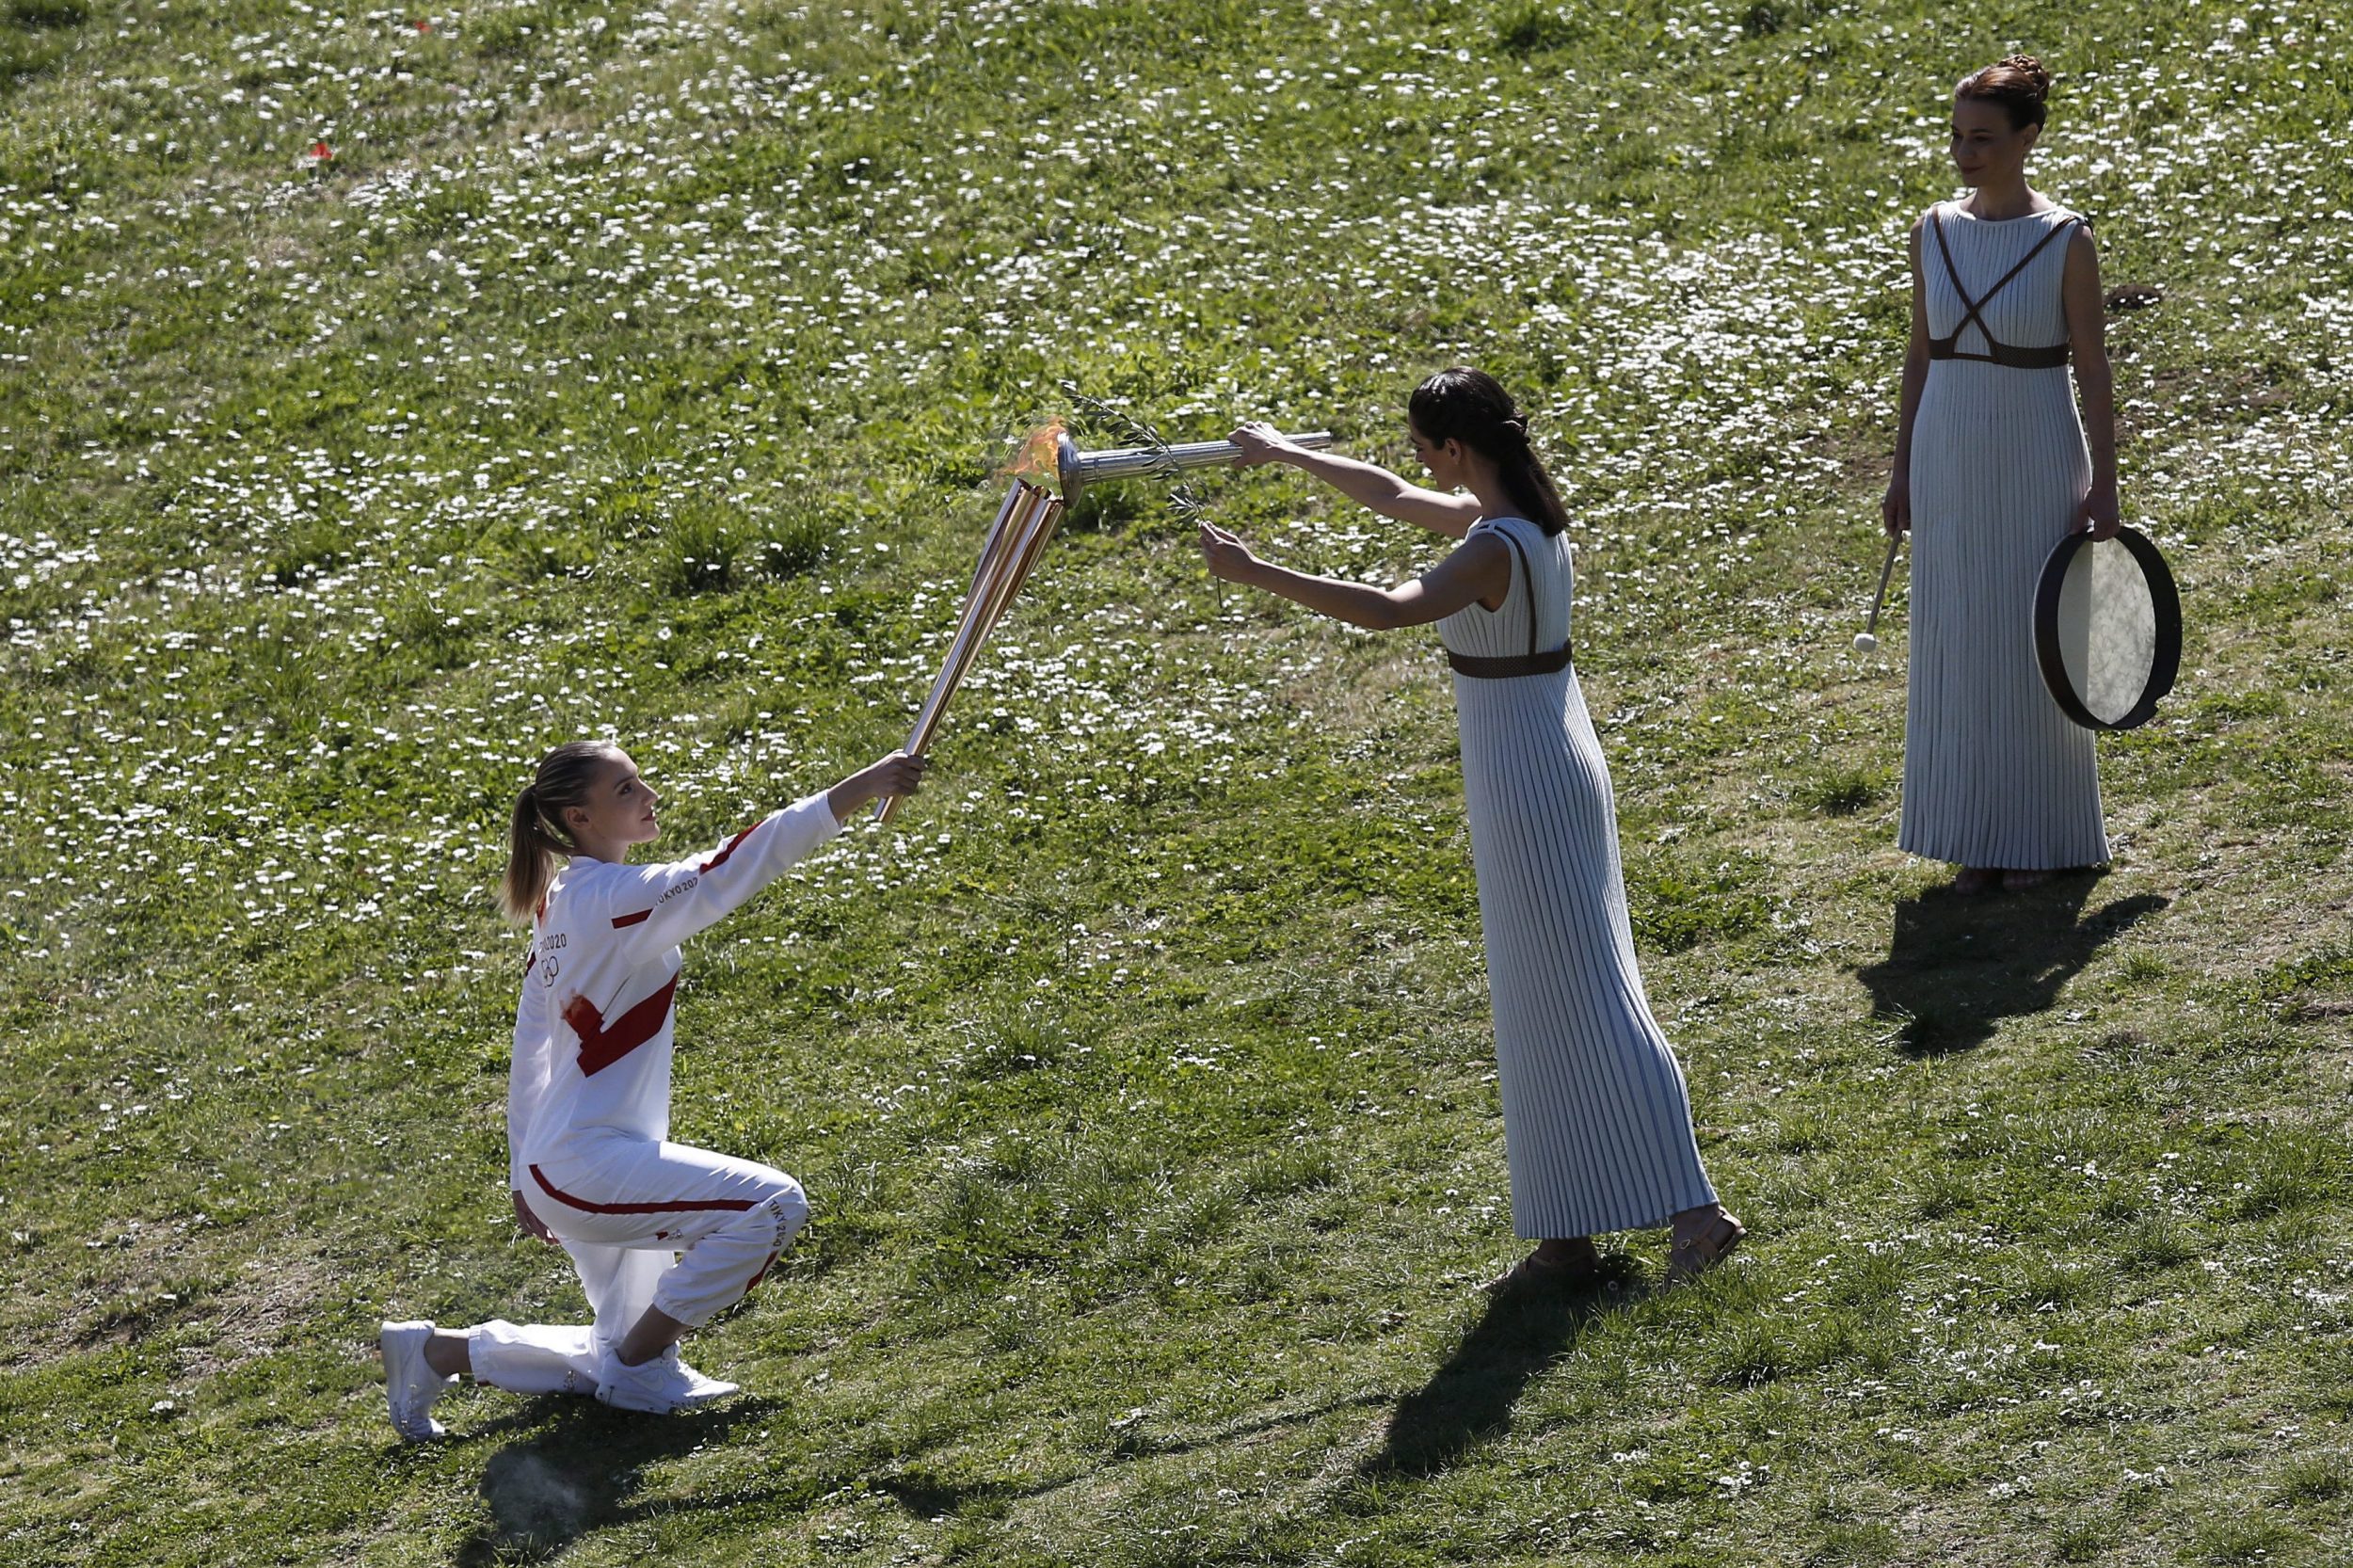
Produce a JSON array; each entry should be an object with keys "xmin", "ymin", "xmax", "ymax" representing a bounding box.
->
[
  {"xmin": 666, "ymin": 1352, "xmax": 742, "ymax": 1409},
  {"xmin": 595, "ymin": 1346, "xmax": 741, "ymax": 1414},
  {"xmin": 380, "ymin": 1320, "xmax": 456, "ymax": 1441}
]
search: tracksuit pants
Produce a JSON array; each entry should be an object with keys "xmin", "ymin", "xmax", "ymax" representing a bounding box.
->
[{"xmin": 465, "ymin": 1135, "xmax": 808, "ymax": 1395}]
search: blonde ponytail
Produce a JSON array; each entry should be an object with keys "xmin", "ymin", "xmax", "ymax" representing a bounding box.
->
[{"xmin": 497, "ymin": 743, "xmax": 617, "ymax": 921}]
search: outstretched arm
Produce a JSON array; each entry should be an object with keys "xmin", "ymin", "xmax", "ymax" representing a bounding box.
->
[
  {"xmin": 2062, "ymin": 225, "xmax": 2121, "ymax": 540},
  {"xmin": 596, "ymin": 752, "xmax": 927, "ymax": 954},
  {"xmin": 1230, "ymin": 422, "xmax": 1484, "ymax": 538},
  {"xmin": 1197, "ymin": 520, "xmax": 1510, "ymax": 629}
]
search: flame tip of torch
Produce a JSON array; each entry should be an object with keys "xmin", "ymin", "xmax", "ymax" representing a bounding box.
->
[{"xmin": 1000, "ymin": 418, "xmax": 1069, "ymax": 484}]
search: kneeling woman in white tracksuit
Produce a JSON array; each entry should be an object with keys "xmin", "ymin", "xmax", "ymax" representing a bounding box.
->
[{"xmin": 381, "ymin": 739, "xmax": 925, "ymax": 1435}]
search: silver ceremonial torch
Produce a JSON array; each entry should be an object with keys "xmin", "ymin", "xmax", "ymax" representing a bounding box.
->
[{"xmin": 1054, "ymin": 429, "xmax": 1335, "ymax": 503}]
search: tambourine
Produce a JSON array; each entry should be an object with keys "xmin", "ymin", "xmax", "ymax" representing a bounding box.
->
[{"xmin": 2033, "ymin": 524, "xmax": 2182, "ymax": 730}]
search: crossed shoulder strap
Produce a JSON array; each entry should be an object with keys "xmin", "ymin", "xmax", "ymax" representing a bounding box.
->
[{"xmin": 1927, "ymin": 204, "xmax": 2081, "ymax": 369}]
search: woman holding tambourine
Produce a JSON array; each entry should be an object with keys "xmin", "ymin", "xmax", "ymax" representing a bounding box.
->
[{"xmin": 1884, "ymin": 55, "xmax": 2119, "ymax": 893}]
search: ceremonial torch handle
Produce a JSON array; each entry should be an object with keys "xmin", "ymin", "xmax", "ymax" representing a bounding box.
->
[
  {"xmin": 1055, "ymin": 430, "xmax": 1334, "ymax": 503},
  {"xmin": 875, "ymin": 479, "xmax": 1064, "ymax": 824}
]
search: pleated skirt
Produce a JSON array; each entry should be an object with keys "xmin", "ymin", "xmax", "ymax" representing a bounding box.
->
[
  {"xmin": 1454, "ymin": 666, "xmax": 1719, "ymax": 1240},
  {"xmin": 1901, "ymin": 361, "xmax": 2109, "ymax": 870}
]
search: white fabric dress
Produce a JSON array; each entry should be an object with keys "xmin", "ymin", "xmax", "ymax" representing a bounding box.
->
[
  {"xmin": 1900, "ymin": 201, "xmax": 2109, "ymax": 870},
  {"xmin": 1436, "ymin": 516, "xmax": 1719, "ymax": 1240}
]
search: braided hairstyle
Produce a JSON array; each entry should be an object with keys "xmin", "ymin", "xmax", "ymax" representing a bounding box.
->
[
  {"xmin": 1955, "ymin": 54, "xmax": 2054, "ymax": 130},
  {"xmin": 1406, "ymin": 367, "xmax": 1570, "ymax": 536},
  {"xmin": 497, "ymin": 740, "xmax": 620, "ymax": 921}
]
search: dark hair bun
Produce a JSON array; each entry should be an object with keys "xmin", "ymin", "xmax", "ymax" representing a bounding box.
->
[
  {"xmin": 1998, "ymin": 54, "xmax": 2053, "ymax": 100},
  {"xmin": 1956, "ymin": 54, "xmax": 2055, "ymax": 128}
]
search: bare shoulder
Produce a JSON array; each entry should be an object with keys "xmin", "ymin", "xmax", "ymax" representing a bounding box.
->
[
  {"xmin": 1448, "ymin": 528, "xmax": 1514, "ymax": 603},
  {"xmin": 2062, "ymin": 218, "xmax": 2104, "ymax": 280},
  {"xmin": 1439, "ymin": 527, "xmax": 1514, "ymax": 584}
]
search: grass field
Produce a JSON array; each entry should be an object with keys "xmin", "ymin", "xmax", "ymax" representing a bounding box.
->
[{"xmin": 1, "ymin": 1, "xmax": 2348, "ymax": 1563}]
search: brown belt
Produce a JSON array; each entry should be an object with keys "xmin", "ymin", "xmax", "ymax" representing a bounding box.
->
[
  {"xmin": 1928, "ymin": 338, "xmax": 2069, "ymax": 369},
  {"xmin": 1449, "ymin": 647, "xmax": 1572, "ymax": 679}
]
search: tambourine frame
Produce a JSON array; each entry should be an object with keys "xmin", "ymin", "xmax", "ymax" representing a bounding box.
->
[{"xmin": 2032, "ymin": 523, "xmax": 2182, "ymax": 731}]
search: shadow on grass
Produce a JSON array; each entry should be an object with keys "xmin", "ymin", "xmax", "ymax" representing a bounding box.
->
[
  {"xmin": 1360, "ymin": 1279, "xmax": 1620, "ymax": 1480},
  {"xmin": 861, "ymin": 1390, "xmax": 1395, "ymax": 1517},
  {"xmin": 453, "ymin": 1397, "xmax": 783, "ymax": 1567},
  {"xmin": 452, "ymin": 1386, "xmax": 1398, "ymax": 1553},
  {"xmin": 1856, "ymin": 873, "xmax": 2169, "ymax": 1056},
  {"xmin": 859, "ymin": 1389, "xmax": 1395, "ymax": 1517}
]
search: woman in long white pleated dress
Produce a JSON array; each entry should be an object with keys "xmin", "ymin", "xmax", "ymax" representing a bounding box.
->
[
  {"xmin": 1883, "ymin": 55, "xmax": 2121, "ymax": 892},
  {"xmin": 1200, "ymin": 368, "xmax": 1742, "ymax": 1291}
]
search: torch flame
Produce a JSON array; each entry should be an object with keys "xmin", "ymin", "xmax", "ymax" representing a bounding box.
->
[{"xmin": 1003, "ymin": 420, "xmax": 1066, "ymax": 482}]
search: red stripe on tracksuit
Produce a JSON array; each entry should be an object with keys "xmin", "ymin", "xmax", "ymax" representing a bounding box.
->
[
  {"xmin": 564, "ymin": 974, "xmax": 680, "ymax": 1078},
  {"xmin": 700, "ymin": 820, "xmax": 762, "ymax": 872},
  {"xmin": 529, "ymin": 1163, "xmax": 760, "ymax": 1215},
  {"xmin": 610, "ymin": 908, "xmax": 651, "ymax": 929}
]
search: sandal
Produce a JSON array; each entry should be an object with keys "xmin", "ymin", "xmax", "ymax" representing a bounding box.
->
[
  {"xmin": 1481, "ymin": 1240, "xmax": 1601, "ymax": 1296},
  {"xmin": 1666, "ymin": 1211, "xmax": 1746, "ymax": 1284}
]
